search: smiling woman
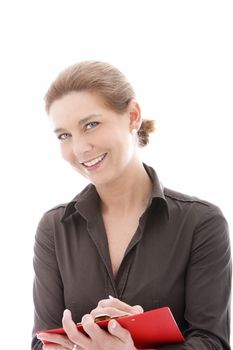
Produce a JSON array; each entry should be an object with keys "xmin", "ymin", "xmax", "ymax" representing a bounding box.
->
[
  {"xmin": 32, "ymin": 61, "xmax": 231, "ymax": 350},
  {"xmin": 48, "ymin": 90, "xmax": 145, "ymax": 185}
]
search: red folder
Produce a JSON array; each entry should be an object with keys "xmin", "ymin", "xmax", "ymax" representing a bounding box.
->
[{"xmin": 38, "ymin": 307, "xmax": 184, "ymax": 349}]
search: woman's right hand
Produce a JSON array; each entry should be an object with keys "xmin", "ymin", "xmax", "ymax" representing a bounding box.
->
[{"xmin": 89, "ymin": 296, "xmax": 144, "ymax": 320}]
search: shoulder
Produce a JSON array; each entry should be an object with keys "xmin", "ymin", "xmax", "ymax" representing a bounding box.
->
[
  {"xmin": 145, "ymin": 164, "xmax": 224, "ymax": 221},
  {"xmin": 163, "ymin": 188, "xmax": 230, "ymax": 253},
  {"xmin": 164, "ymin": 186, "xmax": 219, "ymax": 209},
  {"xmin": 164, "ymin": 187, "xmax": 226, "ymax": 225},
  {"xmin": 164, "ymin": 187, "xmax": 211, "ymax": 205}
]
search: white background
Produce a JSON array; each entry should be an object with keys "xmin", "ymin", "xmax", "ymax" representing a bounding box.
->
[{"xmin": 0, "ymin": 1, "xmax": 232, "ymax": 348}]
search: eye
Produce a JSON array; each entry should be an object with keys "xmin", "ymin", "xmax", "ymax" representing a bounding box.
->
[
  {"xmin": 85, "ymin": 121, "xmax": 99, "ymax": 130},
  {"xmin": 57, "ymin": 133, "xmax": 71, "ymax": 141}
]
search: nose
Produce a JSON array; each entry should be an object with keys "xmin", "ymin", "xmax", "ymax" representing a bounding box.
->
[{"xmin": 72, "ymin": 134, "xmax": 93, "ymax": 158}]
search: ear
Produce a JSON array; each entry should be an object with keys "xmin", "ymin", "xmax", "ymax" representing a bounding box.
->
[{"xmin": 128, "ymin": 99, "xmax": 142, "ymax": 132}]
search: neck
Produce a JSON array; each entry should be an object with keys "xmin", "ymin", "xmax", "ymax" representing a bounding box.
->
[{"xmin": 96, "ymin": 162, "xmax": 152, "ymax": 215}]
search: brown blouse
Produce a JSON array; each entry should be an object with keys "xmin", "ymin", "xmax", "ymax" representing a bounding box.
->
[{"xmin": 32, "ymin": 164, "xmax": 231, "ymax": 349}]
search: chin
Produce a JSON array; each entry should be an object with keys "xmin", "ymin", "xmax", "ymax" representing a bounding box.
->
[
  {"xmin": 88, "ymin": 172, "xmax": 114, "ymax": 187},
  {"xmin": 89, "ymin": 177, "xmax": 109, "ymax": 187},
  {"xmin": 72, "ymin": 161, "xmax": 120, "ymax": 187}
]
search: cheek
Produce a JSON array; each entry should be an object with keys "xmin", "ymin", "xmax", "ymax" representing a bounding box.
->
[
  {"xmin": 60, "ymin": 143, "xmax": 73, "ymax": 163},
  {"xmin": 121, "ymin": 133, "xmax": 135, "ymax": 155},
  {"xmin": 60, "ymin": 144, "xmax": 84, "ymax": 175}
]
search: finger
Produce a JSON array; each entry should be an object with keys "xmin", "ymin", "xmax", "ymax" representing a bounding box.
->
[
  {"xmin": 62, "ymin": 309, "xmax": 91, "ymax": 348},
  {"xmin": 99, "ymin": 297, "xmax": 143, "ymax": 314},
  {"xmin": 81, "ymin": 313, "xmax": 94, "ymax": 323},
  {"xmin": 108, "ymin": 320, "xmax": 134, "ymax": 345},
  {"xmin": 131, "ymin": 304, "xmax": 144, "ymax": 314},
  {"xmin": 42, "ymin": 343, "xmax": 70, "ymax": 350},
  {"xmin": 98, "ymin": 297, "xmax": 133, "ymax": 310},
  {"xmin": 81, "ymin": 314, "xmax": 104, "ymax": 339},
  {"xmin": 93, "ymin": 298, "xmax": 143, "ymax": 316},
  {"xmin": 37, "ymin": 332, "xmax": 73, "ymax": 349},
  {"xmin": 90, "ymin": 306, "xmax": 131, "ymax": 319}
]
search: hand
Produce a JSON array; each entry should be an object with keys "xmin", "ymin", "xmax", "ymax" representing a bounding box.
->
[
  {"xmin": 36, "ymin": 298, "xmax": 144, "ymax": 350},
  {"xmin": 37, "ymin": 329, "xmax": 76, "ymax": 350},
  {"xmin": 36, "ymin": 308, "xmax": 138, "ymax": 350},
  {"xmin": 63, "ymin": 309, "xmax": 138, "ymax": 350},
  {"xmin": 38, "ymin": 309, "xmax": 138, "ymax": 350},
  {"xmin": 37, "ymin": 325, "xmax": 76, "ymax": 350},
  {"xmin": 90, "ymin": 296, "xmax": 144, "ymax": 319}
]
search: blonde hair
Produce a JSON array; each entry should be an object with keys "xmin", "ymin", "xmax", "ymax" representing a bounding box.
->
[{"xmin": 45, "ymin": 60, "xmax": 155, "ymax": 147}]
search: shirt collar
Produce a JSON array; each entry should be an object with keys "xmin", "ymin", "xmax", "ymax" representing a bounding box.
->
[
  {"xmin": 143, "ymin": 163, "xmax": 169, "ymax": 219},
  {"xmin": 61, "ymin": 163, "xmax": 169, "ymax": 222},
  {"xmin": 61, "ymin": 184, "xmax": 100, "ymax": 222}
]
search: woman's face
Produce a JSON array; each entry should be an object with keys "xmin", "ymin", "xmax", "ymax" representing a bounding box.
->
[{"xmin": 48, "ymin": 91, "xmax": 140, "ymax": 187}]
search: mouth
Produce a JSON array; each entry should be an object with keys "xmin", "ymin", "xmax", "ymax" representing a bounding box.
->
[{"xmin": 81, "ymin": 153, "xmax": 107, "ymax": 169}]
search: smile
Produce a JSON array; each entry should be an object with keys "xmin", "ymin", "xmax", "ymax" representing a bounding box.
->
[{"xmin": 81, "ymin": 153, "xmax": 107, "ymax": 168}]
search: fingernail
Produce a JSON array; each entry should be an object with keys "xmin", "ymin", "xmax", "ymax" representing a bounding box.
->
[
  {"xmin": 63, "ymin": 309, "xmax": 72, "ymax": 322},
  {"xmin": 110, "ymin": 319, "xmax": 117, "ymax": 329},
  {"xmin": 82, "ymin": 314, "xmax": 93, "ymax": 323},
  {"xmin": 108, "ymin": 295, "xmax": 114, "ymax": 299},
  {"xmin": 36, "ymin": 332, "xmax": 44, "ymax": 338},
  {"xmin": 132, "ymin": 305, "xmax": 144, "ymax": 314}
]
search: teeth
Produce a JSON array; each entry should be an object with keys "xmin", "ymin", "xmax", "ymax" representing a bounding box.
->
[{"xmin": 82, "ymin": 154, "xmax": 106, "ymax": 167}]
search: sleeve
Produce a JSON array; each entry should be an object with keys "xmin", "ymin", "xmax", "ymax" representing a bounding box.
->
[
  {"xmin": 157, "ymin": 205, "xmax": 231, "ymax": 350},
  {"xmin": 31, "ymin": 212, "xmax": 65, "ymax": 350}
]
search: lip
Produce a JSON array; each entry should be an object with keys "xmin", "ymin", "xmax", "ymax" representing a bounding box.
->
[{"xmin": 81, "ymin": 153, "xmax": 107, "ymax": 170}]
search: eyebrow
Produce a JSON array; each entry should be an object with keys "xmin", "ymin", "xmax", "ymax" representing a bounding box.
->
[{"xmin": 53, "ymin": 113, "xmax": 102, "ymax": 134}]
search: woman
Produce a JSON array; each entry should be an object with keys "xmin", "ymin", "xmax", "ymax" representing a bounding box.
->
[{"xmin": 32, "ymin": 61, "xmax": 231, "ymax": 350}]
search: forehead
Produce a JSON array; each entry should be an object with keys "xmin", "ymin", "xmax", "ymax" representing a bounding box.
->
[{"xmin": 49, "ymin": 91, "xmax": 107, "ymax": 120}]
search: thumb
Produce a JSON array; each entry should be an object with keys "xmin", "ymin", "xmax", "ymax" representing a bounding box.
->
[{"xmin": 108, "ymin": 320, "xmax": 133, "ymax": 344}]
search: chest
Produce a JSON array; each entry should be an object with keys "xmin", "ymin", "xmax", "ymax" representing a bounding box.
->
[
  {"xmin": 102, "ymin": 213, "xmax": 140, "ymax": 277},
  {"xmin": 60, "ymin": 210, "xmax": 189, "ymax": 325}
]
